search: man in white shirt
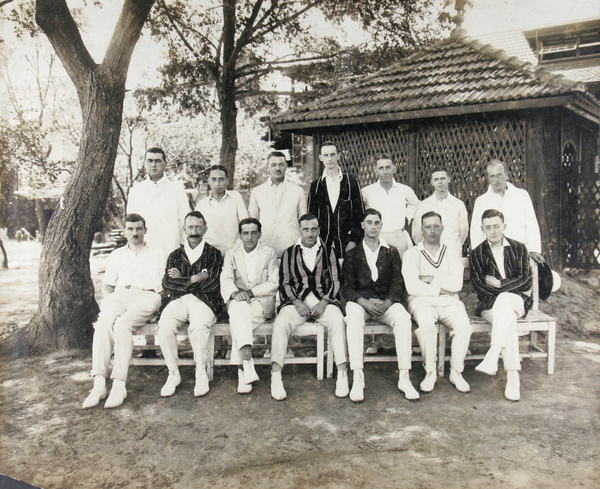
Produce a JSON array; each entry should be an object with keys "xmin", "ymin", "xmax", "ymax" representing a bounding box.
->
[
  {"xmin": 195, "ymin": 165, "xmax": 248, "ymax": 254},
  {"xmin": 412, "ymin": 167, "xmax": 468, "ymax": 257},
  {"xmin": 361, "ymin": 155, "xmax": 420, "ymax": 257},
  {"xmin": 342, "ymin": 209, "xmax": 420, "ymax": 403},
  {"xmin": 82, "ymin": 214, "xmax": 164, "ymax": 409},
  {"xmin": 220, "ymin": 218, "xmax": 279, "ymax": 394},
  {"xmin": 248, "ymin": 151, "xmax": 307, "ymax": 257},
  {"xmin": 127, "ymin": 147, "xmax": 191, "ymax": 259},
  {"xmin": 402, "ymin": 211, "xmax": 472, "ymax": 394},
  {"xmin": 470, "ymin": 159, "xmax": 544, "ymax": 264}
]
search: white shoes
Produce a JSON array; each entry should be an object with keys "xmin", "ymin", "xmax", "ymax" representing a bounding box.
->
[
  {"xmin": 449, "ymin": 368, "xmax": 471, "ymax": 393},
  {"xmin": 82, "ymin": 376, "xmax": 107, "ymax": 409},
  {"xmin": 398, "ymin": 370, "xmax": 420, "ymax": 401},
  {"xmin": 242, "ymin": 359, "xmax": 259, "ymax": 385},
  {"xmin": 237, "ymin": 369, "xmax": 252, "ymax": 394},
  {"xmin": 419, "ymin": 371, "xmax": 437, "ymax": 393},
  {"xmin": 335, "ymin": 369, "xmax": 350, "ymax": 398},
  {"xmin": 270, "ymin": 371, "xmax": 287, "ymax": 401},
  {"xmin": 194, "ymin": 368, "xmax": 210, "ymax": 397},
  {"xmin": 104, "ymin": 379, "xmax": 127, "ymax": 409},
  {"xmin": 349, "ymin": 369, "xmax": 365, "ymax": 403},
  {"xmin": 475, "ymin": 346, "xmax": 500, "ymax": 376},
  {"xmin": 504, "ymin": 371, "xmax": 520, "ymax": 401},
  {"xmin": 160, "ymin": 370, "xmax": 181, "ymax": 397}
]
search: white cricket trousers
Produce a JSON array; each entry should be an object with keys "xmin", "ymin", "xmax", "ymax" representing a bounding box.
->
[
  {"xmin": 409, "ymin": 296, "xmax": 472, "ymax": 374},
  {"xmin": 157, "ymin": 294, "xmax": 216, "ymax": 371},
  {"xmin": 91, "ymin": 288, "xmax": 161, "ymax": 381},
  {"xmin": 481, "ymin": 292, "xmax": 525, "ymax": 371},
  {"xmin": 227, "ymin": 299, "xmax": 267, "ymax": 365},
  {"xmin": 345, "ymin": 301, "xmax": 413, "ymax": 371},
  {"xmin": 271, "ymin": 293, "xmax": 347, "ymax": 369}
]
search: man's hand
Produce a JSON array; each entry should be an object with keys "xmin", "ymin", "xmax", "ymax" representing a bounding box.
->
[
  {"xmin": 420, "ymin": 275, "xmax": 434, "ymax": 284},
  {"xmin": 190, "ymin": 270, "xmax": 209, "ymax": 284},
  {"xmin": 529, "ymin": 251, "xmax": 545, "ymax": 264},
  {"xmin": 357, "ymin": 298, "xmax": 381, "ymax": 317},
  {"xmin": 293, "ymin": 298, "xmax": 311, "ymax": 317},
  {"xmin": 345, "ymin": 241, "xmax": 357, "ymax": 253},
  {"xmin": 311, "ymin": 299, "xmax": 328, "ymax": 319},
  {"xmin": 231, "ymin": 290, "xmax": 252, "ymax": 302},
  {"xmin": 485, "ymin": 275, "xmax": 502, "ymax": 288},
  {"xmin": 167, "ymin": 268, "xmax": 183, "ymax": 279}
]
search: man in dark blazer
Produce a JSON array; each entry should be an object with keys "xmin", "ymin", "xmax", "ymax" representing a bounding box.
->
[
  {"xmin": 308, "ymin": 141, "xmax": 365, "ymax": 260},
  {"xmin": 470, "ymin": 208, "xmax": 532, "ymax": 402},
  {"xmin": 342, "ymin": 208, "xmax": 419, "ymax": 403}
]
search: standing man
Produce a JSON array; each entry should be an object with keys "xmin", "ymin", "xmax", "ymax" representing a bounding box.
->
[
  {"xmin": 362, "ymin": 155, "xmax": 420, "ymax": 257},
  {"xmin": 470, "ymin": 209, "xmax": 532, "ymax": 401},
  {"xmin": 270, "ymin": 214, "xmax": 349, "ymax": 401},
  {"xmin": 157, "ymin": 211, "xmax": 223, "ymax": 398},
  {"xmin": 82, "ymin": 214, "xmax": 164, "ymax": 409},
  {"xmin": 342, "ymin": 209, "xmax": 420, "ymax": 403},
  {"xmin": 195, "ymin": 164, "xmax": 248, "ymax": 255},
  {"xmin": 127, "ymin": 147, "xmax": 191, "ymax": 259},
  {"xmin": 308, "ymin": 141, "xmax": 364, "ymax": 260},
  {"xmin": 470, "ymin": 159, "xmax": 544, "ymax": 263},
  {"xmin": 402, "ymin": 211, "xmax": 472, "ymax": 394},
  {"xmin": 220, "ymin": 218, "xmax": 279, "ymax": 394},
  {"xmin": 412, "ymin": 167, "xmax": 468, "ymax": 256},
  {"xmin": 248, "ymin": 151, "xmax": 307, "ymax": 257}
]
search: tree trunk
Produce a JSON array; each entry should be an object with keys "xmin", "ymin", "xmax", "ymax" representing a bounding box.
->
[
  {"xmin": 0, "ymin": 239, "xmax": 7, "ymax": 268},
  {"xmin": 219, "ymin": 87, "xmax": 238, "ymax": 184}
]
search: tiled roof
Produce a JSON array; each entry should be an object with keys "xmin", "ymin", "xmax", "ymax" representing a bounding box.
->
[
  {"xmin": 546, "ymin": 58, "xmax": 600, "ymax": 84},
  {"xmin": 272, "ymin": 31, "xmax": 599, "ymax": 128},
  {"xmin": 473, "ymin": 30, "xmax": 538, "ymax": 65}
]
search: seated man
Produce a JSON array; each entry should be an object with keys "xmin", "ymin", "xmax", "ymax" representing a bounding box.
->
[
  {"xmin": 82, "ymin": 214, "xmax": 164, "ymax": 409},
  {"xmin": 157, "ymin": 211, "xmax": 223, "ymax": 398},
  {"xmin": 470, "ymin": 209, "xmax": 533, "ymax": 401},
  {"xmin": 220, "ymin": 218, "xmax": 279, "ymax": 394},
  {"xmin": 270, "ymin": 213, "xmax": 349, "ymax": 400},
  {"xmin": 402, "ymin": 211, "xmax": 472, "ymax": 394},
  {"xmin": 342, "ymin": 208, "xmax": 419, "ymax": 403}
]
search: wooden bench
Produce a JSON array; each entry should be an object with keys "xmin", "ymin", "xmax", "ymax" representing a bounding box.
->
[{"xmin": 131, "ymin": 320, "xmax": 325, "ymax": 380}]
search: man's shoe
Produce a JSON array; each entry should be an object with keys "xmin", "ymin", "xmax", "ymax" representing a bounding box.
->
[
  {"xmin": 160, "ymin": 370, "xmax": 181, "ymax": 397},
  {"xmin": 104, "ymin": 379, "xmax": 127, "ymax": 409},
  {"xmin": 419, "ymin": 371, "xmax": 436, "ymax": 393},
  {"xmin": 82, "ymin": 376, "xmax": 107, "ymax": 409},
  {"xmin": 237, "ymin": 369, "xmax": 252, "ymax": 394},
  {"xmin": 475, "ymin": 347, "xmax": 500, "ymax": 376},
  {"xmin": 242, "ymin": 358, "xmax": 259, "ymax": 385},
  {"xmin": 194, "ymin": 369, "xmax": 210, "ymax": 397},
  {"xmin": 398, "ymin": 370, "xmax": 420, "ymax": 401},
  {"xmin": 449, "ymin": 369, "xmax": 471, "ymax": 393},
  {"xmin": 504, "ymin": 371, "xmax": 520, "ymax": 401},
  {"xmin": 349, "ymin": 369, "xmax": 365, "ymax": 403},
  {"xmin": 335, "ymin": 369, "xmax": 350, "ymax": 398},
  {"xmin": 270, "ymin": 371, "xmax": 287, "ymax": 401}
]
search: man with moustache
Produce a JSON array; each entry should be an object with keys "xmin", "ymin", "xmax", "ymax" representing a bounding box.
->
[
  {"xmin": 82, "ymin": 214, "xmax": 164, "ymax": 409},
  {"xmin": 248, "ymin": 151, "xmax": 307, "ymax": 257},
  {"xmin": 127, "ymin": 147, "xmax": 191, "ymax": 259},
  {"xmin": 220, "ymin": 218, "xmax": 279, "ymax": 394},
  {"xmin": 157, "ymin": 211, "xmax": 223, "ymax": 398}
]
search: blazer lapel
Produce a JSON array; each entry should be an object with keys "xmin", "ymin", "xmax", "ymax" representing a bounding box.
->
[{"xmin": 234, "ymin": 247, "xmax": 251, "ymax": 290}]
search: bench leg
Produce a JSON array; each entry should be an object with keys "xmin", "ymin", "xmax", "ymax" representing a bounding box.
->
[
  {"xmin": 437, "ymin": 323, "xmax": 447, "ymax": 377},
  {"xmin": 547, "ymin": 321, "xmax": 556, "ymax": 375},
  {"xmin": 316, "ymin": 325, "xmax": 324, "ymax": 381},
  {"xmin": 326, "ymin": 335, "xmax": 334, "ymax": 379},
  {"xmin": 208, "ymin": 329, "xmax": 215, "ymax": 381}
]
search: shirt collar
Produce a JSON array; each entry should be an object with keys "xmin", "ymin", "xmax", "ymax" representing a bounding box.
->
[
  {"xmin": 486, "ymin": 237, "xmax": 510, "ymax": 249},
  {"xmin": 375, "ymin": 179, "xmax": 398, "ymax": 190},
  {"xmin": 417, "ymin": 240, "xmax": 445, "ymax": 258},
  {"xmin": 184, "ymin": 239, "xmax": 205, "ymax": 262},
  {"xmin": 268, "ymin": 178, "xmax": 285, "ymax": 187},
  {"xmin": 242, "ymin": 244, "xmax": 259, "ymax": 258},
  {"xmin": 362, "ymin": 237, "xmax": 389, "ymax": 251},
  {"xmin": 146, "ymin": 175, "xmax": 166, "ymax": 185},
  {"xmin": 208, "ymin": 190, "xmax": 230, "ymax": 202},
  {"xmin": 321, "ymin": 166, "xmax": 343, "ymax": 182},
  {"xmin": 296, "ymin": 237, "xmax": 321, "ymax": 254}
]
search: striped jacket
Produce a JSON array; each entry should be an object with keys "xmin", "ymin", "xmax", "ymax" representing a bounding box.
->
[
  {"xmin": 308, "ymin": 172, "xmax": 365, "ymax": 259},
  {"xmin": 469, "ymin": 237, "xmax": 532, "ymax": 316},
  {"xmin": 161, "ymin": 243, "xmax": 223, "ymax": 315},
  {"xmin": 279, "ymin": 239, "xmax": 341, "ymax": 311}
]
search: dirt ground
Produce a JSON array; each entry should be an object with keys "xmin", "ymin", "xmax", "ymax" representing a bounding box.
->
[{"xmin": 0, "ymin": 240, "xmax": 599, "ymax": 489}]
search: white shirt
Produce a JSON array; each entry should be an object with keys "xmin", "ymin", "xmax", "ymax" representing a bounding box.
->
[
  {"xmin": 470, "ymin": 182, "xmax": 541, "ymax": 253},
  {"xmin": 412, "ymin": 192, "xmax": 469, "ymax": 254},
  {"xmin": 127, "ymin": 176, "xmax": 191, "ymax": 258},
  {"xmin": 361, "ymin": 180, "xmax": 420, "ymax": 232},
  {"xmin": 242, "ymin": 245, "xmax": 259, "ymax": 284},
  {"xmin": 362, "ymin": 238, "xmax": 389, "ymax": 282},
  {"xmin": 248, "ymin": 179, "xmax": 307, "ymax": 256},
  {"xmin": 103, "ymin": 243, "xmax": 164, "ymax": 293},
  {"xmin": 489, "ymin": 238, "xmax": 510, "ymax": 279},
  {"xmin": 195, "ymin": 190, "xmax": 248, "ymax": 254},
  {"xmin": 184, "ymin": 239, "xmax": 206, "ymax": 266},
  {"xmin": 297, "ymin": 238, "xmax": 321, "ymax": 272},
  {"xmin": 322, "ymin": 166, "xmax": 343, "ymax": 210}
]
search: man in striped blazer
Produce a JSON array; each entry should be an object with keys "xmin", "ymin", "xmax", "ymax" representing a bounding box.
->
[
  {"xmin": 470, "ymin": 209, "xmax": 533, "ymax": 402},
  {"xmin": 270, "ymin": 213, "xmax": 349, "ymax": 401},
  {"xmin": 157, "ymin": 211, "xmax": 223, "ymax": 399},
  {"xmin": 308, "ymin": 141, "xmax": 365, "ymax": 260}
]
